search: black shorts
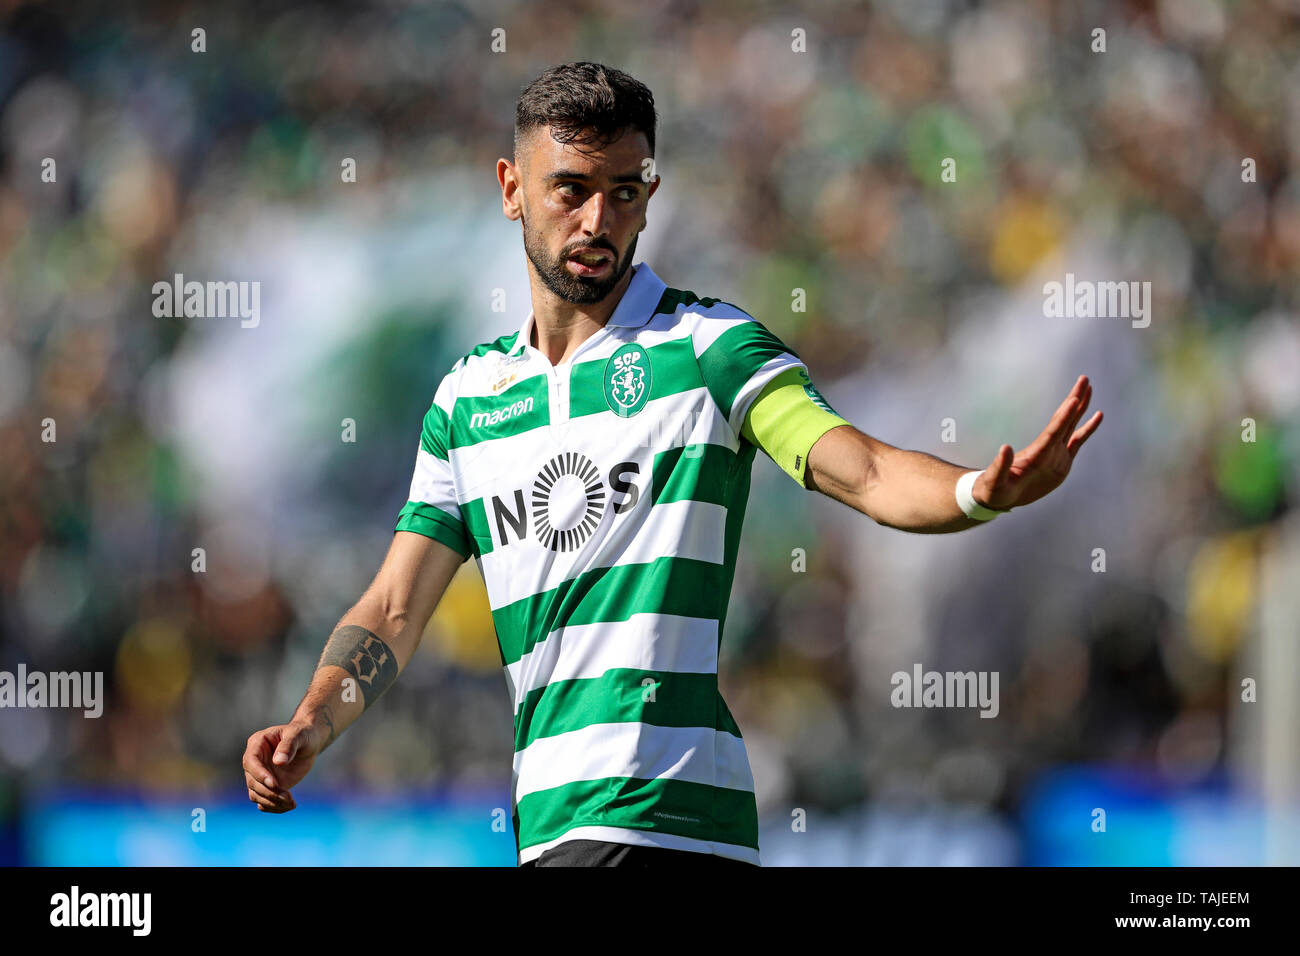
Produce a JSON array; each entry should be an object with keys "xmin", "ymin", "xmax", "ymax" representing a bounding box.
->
[{"xmin": 520, "ymin": 839, "xmax": 759, "ymax": 868}]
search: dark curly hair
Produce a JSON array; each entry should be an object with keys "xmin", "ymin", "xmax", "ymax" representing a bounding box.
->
[{"xmin": 514, "ymin": 61, "xmax": 658, "ymax": 161}]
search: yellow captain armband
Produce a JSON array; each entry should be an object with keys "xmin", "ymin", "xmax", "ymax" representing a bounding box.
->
[{"xmin": 741, "ymin": 366, "xmax": 851, "ymax": 488}]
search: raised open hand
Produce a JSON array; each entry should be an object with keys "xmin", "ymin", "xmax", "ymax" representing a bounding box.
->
[{"xmin": 972, "ymin": 375, "xmax": 1102, "ymax": 512}]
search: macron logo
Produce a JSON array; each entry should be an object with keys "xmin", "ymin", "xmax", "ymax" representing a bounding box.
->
[{"xmin": 470, "ymin": 396, "xmax": 533, "ymax": 430}]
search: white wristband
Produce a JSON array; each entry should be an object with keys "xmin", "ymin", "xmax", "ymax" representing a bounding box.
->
[{"xmin": 956, "ymin": 470, "xmax": 1008, "ymax": 521}]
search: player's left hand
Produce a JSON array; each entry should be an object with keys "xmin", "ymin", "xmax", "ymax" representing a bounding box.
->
[{"xmin": 972, "ymin": 375, "xmax": 1102, "ymax": 512}]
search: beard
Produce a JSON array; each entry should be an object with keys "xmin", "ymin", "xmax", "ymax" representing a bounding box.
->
[{"xmin": 522, "ymin": 212, "xmax": 638, "ymax": 305}]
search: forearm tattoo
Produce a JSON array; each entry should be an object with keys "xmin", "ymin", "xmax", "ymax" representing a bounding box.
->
[{"xmin": 317, "ymin": 625, "xmax": 399, "ymax": 709}]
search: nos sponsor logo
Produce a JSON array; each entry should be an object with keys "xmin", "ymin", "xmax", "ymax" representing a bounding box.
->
[{"xmin": 490, "ymin": 453, "xmax": 642, "ymax": 552}]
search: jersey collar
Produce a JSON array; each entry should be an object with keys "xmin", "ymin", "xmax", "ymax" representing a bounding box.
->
[{"xmin": 508, "ymin": 261, "xmax": 667, "ymax": 357}]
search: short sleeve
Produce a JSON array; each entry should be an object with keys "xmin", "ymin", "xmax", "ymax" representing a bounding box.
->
[
  {"xmin": 692, "ymin": 307, "xmax": 807, "ymax": 436},
  {"xmin": 395, "ymin": 368, "xmax": 472, "ymax": 559}
]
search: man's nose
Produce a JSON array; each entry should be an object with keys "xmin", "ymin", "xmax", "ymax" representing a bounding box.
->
[{"xmin": 581, "ymin": 191, "xmax": 609, "ymax": 236}]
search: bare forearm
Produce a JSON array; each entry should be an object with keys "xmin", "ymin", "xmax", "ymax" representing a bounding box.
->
[
  {"xmin": 868, "ymin": 445, "xmax": 986, "ymax": 533},
  {"xmin": 807, "ymin": 427, "xmax": 986, "ymax": 533},
  {"xmin": 289, "ymin": 663, "xmax": 359, "ymax": 753},
  {"xmin": 289, "ymin": 603, "xmax": 419, "ymax": 750},
  {"xmin": 286, "ymin": 534, "xmax": 462, "ymax": 749}
]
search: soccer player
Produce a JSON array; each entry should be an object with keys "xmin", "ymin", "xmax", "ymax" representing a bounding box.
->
[{"xmin": 242, "ymin": 62, "xmax": 1102, "ymax": 867}]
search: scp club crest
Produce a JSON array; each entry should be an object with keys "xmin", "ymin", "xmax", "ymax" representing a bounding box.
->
[{"xmin": 603, "ymin": 343, "xmax": 652, "ymax": 418}]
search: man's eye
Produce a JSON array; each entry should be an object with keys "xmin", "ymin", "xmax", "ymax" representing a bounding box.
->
[{"xmin": 557, "ymin": 184, "xmax": 637, "ymax": 200}]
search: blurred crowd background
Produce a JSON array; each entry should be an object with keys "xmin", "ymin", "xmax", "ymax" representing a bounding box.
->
[{"xmin": 2, "ymin": 0, "xmax": 1298, "ymax": 865}]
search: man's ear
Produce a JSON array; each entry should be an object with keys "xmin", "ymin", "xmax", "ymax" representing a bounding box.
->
[{"xmin": 498, "ymin": 158, "xmax": 523, "ymax": 221}]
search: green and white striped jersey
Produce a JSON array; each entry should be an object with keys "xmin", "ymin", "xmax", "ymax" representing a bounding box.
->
[{"xmin": 396, "ymin": 262, "xmax": 808, "ymax": 865}]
